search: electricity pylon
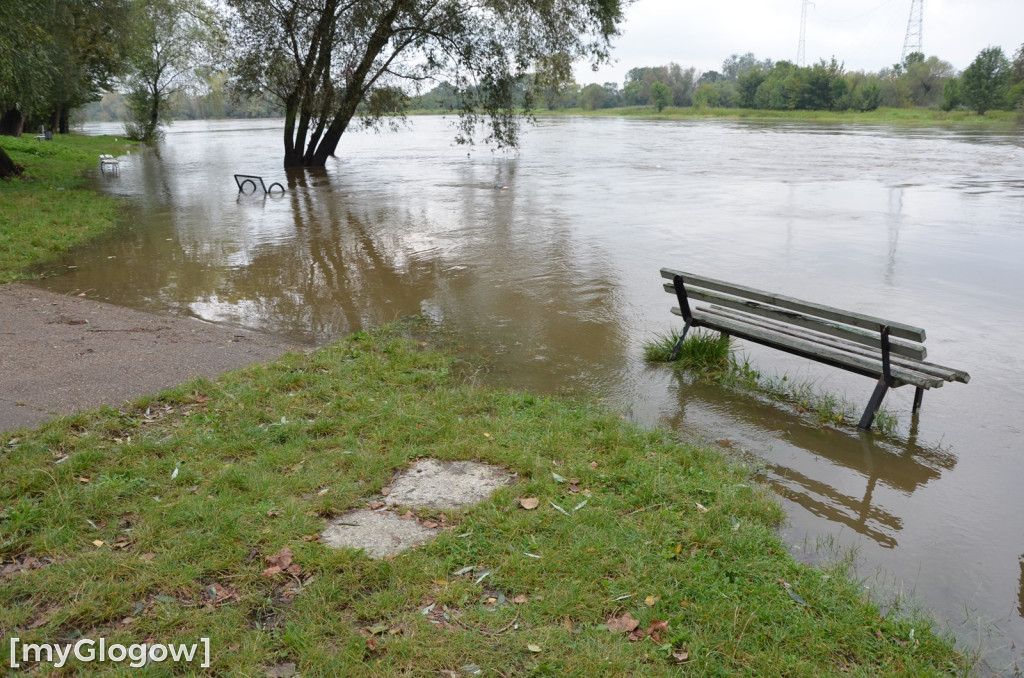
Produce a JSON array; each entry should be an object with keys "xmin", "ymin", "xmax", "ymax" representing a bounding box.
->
[
  {"xmin": 797, "ymin": 0, "xmax": 813, "ymax": 66},
  {"xmin": 901, "ymin": 0, "xmax": 924, "ymax": 64}
]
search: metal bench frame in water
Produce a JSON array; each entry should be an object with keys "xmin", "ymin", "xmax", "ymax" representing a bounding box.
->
[
  {"xmin": 234, "ymin": 174, "xmax": 285, "ymax": 195},
  {"xmin": 660, "ymin": 268, "xmax": 969, "ymax": 431}
]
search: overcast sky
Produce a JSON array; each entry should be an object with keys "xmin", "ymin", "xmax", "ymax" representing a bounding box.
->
[{"xmin": 574, "ymin": 0, "xmax": 1024, "ymax": 86}]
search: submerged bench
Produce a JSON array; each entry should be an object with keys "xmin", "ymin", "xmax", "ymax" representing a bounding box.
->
[
  {"xmin": 660, "ymin": 268, "xmax": 969, "ymax": 430},
  {"xmin": 234, "ymin": 174, "xmax": 285, "ymax": 196}
]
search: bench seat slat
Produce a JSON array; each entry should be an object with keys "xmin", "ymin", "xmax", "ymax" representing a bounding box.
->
[
  {"xmin": 701, "ymin": 305, "xmax": 968, "ymax": 384},
  {"xmin": 663, "ymin": 281, "xmax": 927, "ymax": 361},
  {"xmin": 670, "ymin": 306, "xmax": 945, "ymax": 389},
  {"xmin": 662, "ymin": 268, "xmax": 926, "ymax": 342}
]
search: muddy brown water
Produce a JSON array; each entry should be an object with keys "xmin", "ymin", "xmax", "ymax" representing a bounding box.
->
[{"xmin": 41, "ymin": 117, "xmax": 1024, "ymax": 672}]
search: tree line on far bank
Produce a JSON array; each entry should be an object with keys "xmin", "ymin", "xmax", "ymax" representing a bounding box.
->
[
  {"xmin": 1, "ymin": 0, "xmax": 1020, "ymax": 174},
  {"xmin": 487, "ymin": 46, "xmax": 1024, "ymax": 115}
]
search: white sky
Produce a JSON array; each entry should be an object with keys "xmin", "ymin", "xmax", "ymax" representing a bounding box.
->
[{"xmin": 574, "ymin": 0, "xmax": 1024, "ymax": 86}]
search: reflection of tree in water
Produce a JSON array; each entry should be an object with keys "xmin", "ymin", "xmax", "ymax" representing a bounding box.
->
[
  {"xmin": 663, "ymin": 375, "xmax": 958, "ymax": 549},
  {"xmin": 1019, "ymin": 554, "xmax": 1023, "ymax": 617},
  {"xmin": 178, "ymin": 159, "xmax": 624, "ymax": 365},
  {"xmin": 178, "ymin": 169, "xmax": 445, "ymax": 342}
]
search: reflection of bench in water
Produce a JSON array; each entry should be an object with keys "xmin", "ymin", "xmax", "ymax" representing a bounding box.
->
[
  {"xmin": 662, "ymin": 379, "xmax": 958, "ymax": 549},
  {"xmin": 660, "ymin": 269, "xmax": 970, "ymax": 430},
  {"xmin": 234, "ymin": 174, "xmax": 284, "ymax": 196}
]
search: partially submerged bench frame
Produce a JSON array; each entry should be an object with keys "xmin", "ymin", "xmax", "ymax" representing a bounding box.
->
[
  {"xmin": 661, "ymin": 268, "xmax": 969, "ymax": 431},
  {"xmin": 234, "ymin": 174, "xmax": 285, "ymax": 196}
]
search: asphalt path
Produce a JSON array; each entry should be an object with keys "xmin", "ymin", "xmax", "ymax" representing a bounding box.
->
[{"xmin": 0, "ymin": 283, "xmax": 300, "ymax": 432}]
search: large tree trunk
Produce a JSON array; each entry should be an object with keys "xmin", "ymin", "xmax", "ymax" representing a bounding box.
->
[
  {"xmin": 0, "ymin": 146, "xmax": 24, "ymax": 179},
  {"xmin": 0, "ymin": 108, "xmax": 25, "ymax": 137}
]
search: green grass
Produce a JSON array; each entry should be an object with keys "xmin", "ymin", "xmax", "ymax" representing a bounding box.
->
[
  {"xmin": 644, "ymin": 328, "xmax": 731, "ymax": 372},
  {"xmin": 645, "ymin": 331, "xmax": 899, "ymax": 434},
  {"xmin": 0, "ymin": 321, "xmax": 966, "ymax": 675},
  {"xmin": 0, "ymin": 134, "xmax": 134, "ymax": 283},
  {"xmin": 544, "ymin": 105, "xmax": 1023, "ymax": 127}
]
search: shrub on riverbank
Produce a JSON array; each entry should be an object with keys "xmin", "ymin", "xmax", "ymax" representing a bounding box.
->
[
  {"xmin": 0, "ymin": 322, "xmax": 966, "ymax": 675},
  {"xmin": 0, "ymin": 134, "xmax": 132, "ymax": 283}
]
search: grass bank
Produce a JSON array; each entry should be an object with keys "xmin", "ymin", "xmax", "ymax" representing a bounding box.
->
[
  {"xmin": 0, "ymin": 134, "xmax": 134, "ymax": 284},
  {"xmin": 545, "ymin": 105, "xmax": 1022, "ymax": 127},
  {"xmin": 0, "ymin": 322, "xmax": 966, "ymax": 675}
]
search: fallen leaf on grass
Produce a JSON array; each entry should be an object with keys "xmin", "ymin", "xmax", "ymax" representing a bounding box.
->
[
  {"xmin": 519, "ymin": 497, "xmax": 540, "ymax": 510},
  {"xmin": 527, "ymin": 644, "xmax": 542, "ymax": 653},
  {"xmin": 552, "ymin": 472, "xmax": 566, "ymax": 483},
  {"xmin": 550, "ymin": 501, "xmax": 570, "ymax": 516},
  {"xmin": 647, "ymin": 620, "xmax": 668, "ymax": 643},
  {"xmin": 92, "ymin": 540, "xmax": 104, "ymax": 548},
  {"xmin": 262, "ymin": 547, "xmax": 295, "ymax": 577},
  {"xmin": 606, "ymin": 613, "xmax": 640, "ymax": 634},
  {"xmin": 644, "ymin": 595, "xmax": 659, "ymax": 606},
  {"xmin": 513, "ymin": 594, "xmax": 528, "ymax": 604},
  {"xmin": 787, "ymin": 588, "xmax": 808, "ymax": 606},
  {"xmin": 672, "ymin": 648, "xmax": 690, "ymax": 663}
]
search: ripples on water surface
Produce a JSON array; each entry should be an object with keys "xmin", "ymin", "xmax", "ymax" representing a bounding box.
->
[{"xmin": 61, "ymin": 117, "xmax": 1024, "ymax": 672}]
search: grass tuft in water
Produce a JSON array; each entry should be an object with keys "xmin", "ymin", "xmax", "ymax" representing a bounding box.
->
[
  {"xmin": 643, "ymin": 329, "xmax": 731, "ymax": 372},
  {"xmin": 645, "ymin": 329, "xmax": 899, "ymax": 435}
]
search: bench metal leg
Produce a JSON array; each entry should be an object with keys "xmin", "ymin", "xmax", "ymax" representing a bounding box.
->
[
  {"xmin": 912, "ymin": 387, "xmax": 924, "ymax": 413},
  {"xmin": 858, "ymin": 377, "xmax": 890, "ymax": 431},
  {"xmin": 668, "ymin": 319, "xmax": 693, "ymax": 361}
]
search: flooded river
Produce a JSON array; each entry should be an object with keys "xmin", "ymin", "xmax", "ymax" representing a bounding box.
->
[{"xmin": 53, "ymin": 116, "xmax": 1024, "ymax": 672}]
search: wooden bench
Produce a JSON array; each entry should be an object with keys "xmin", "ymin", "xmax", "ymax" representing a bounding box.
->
[{"xmin": 660, "ymin": 268, "xmax": 969, "ymax": 431}]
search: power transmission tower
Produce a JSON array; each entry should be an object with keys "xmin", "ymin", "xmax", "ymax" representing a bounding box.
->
[
  {"xmin": 797, "ymin": 0, "xmax": 813, "ymax": 66},
  {"xmin": 901, "ymin": 0, "xmax": 924, "ymax": 65}
]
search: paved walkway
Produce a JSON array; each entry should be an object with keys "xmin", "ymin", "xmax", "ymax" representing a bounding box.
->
[{"xmin": 0, "ymin": 284, "xmax": 301, "ymax": 432}]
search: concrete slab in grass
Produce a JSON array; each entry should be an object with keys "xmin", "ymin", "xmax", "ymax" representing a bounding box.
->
[
  {"xmin": 384, "ymin": 459, "xmax": 512, "ymax": 509},
  {"xmin": 320, "ymin": 509, "xmax": 440, "ymax": 559}
]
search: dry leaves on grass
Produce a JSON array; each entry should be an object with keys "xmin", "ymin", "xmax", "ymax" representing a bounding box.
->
[
  {"xmin": 606, "ymin": 612, "xmax": 640, "ymax": 634},
  {"xmin": 519, "ymin": 497, "xmax": 539, "ymax": 510},
  {"xmin": 0, "ymin": 555, "xmax": 52, "ymax": 578},
  {"xmin": 262, "ymin": 547, "xmax": 301, "ymax": 578},
  {"xmin": 607, "ymin": 614, "xmax": 670, "ymax": 643}
]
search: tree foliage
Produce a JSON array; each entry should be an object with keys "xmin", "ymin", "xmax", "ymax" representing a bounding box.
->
[
  {"xmin": 650, "ymin": 81, "xmax": 670, "ymax": 112},
  {"xmin": 623, "ymin": 63, "xmax": 694, "ymax": 107},
  {"xmin": 1, "ymin": 0, "xmax": 134, "ymax": 136},
  {"xmin": 122, "ymin": 0, "xmax": 225, "ymax": 142},
  {"xmin": 227, "ymin": 0, "xmax": 631, "ymax": 168},
  {"xmin": 961, "ymin": 46, "xmax": 1011, "ymax": 115}
]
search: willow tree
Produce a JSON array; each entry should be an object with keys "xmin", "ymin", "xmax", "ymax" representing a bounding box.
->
[{"xmin": 227, "ymin": 0, "xmax": 630, "ymax": 169}]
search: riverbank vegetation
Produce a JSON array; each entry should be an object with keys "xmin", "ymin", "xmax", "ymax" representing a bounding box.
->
[
  {"xmin": 0, "ymin": 321, "xmax": 967, "ymax": 675},
  {"xmin": 0, "ymin": 134, "xmax": 132, "ymax": 283},
  {"xmin": 645, "ymin": 331, "xmax": 899, "ymax": 434}
]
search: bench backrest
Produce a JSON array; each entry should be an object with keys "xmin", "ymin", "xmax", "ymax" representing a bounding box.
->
[{"xmin": 660, "ymin": 268, "xmax": 928, "ymax": 361}]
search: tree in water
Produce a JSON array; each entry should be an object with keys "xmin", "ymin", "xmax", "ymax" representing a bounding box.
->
[
  {"xmin": 123, "ymin": 0, "xmax": 226, "ymax": 143},
  {"xmin": 226, "ymin": 0, "xmax": 631, "ymax": 168}
]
